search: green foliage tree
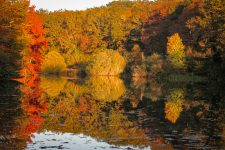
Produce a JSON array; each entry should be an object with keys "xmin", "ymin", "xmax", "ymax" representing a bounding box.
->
[
  {"xmin": 41, "ymin": 51, "xmax": 67, "ymax": 74},
  {"xmin": 167, "ymin": 33, "xmax": 186, "ymax": 68}
]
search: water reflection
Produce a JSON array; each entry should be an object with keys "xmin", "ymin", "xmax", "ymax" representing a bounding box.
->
[
  {"xmin": 88, "ymin": 76, "xmax": 126, "ymax": 101},
  {"xmin": 0, "ymin": 76, "xmax": 225, "ymax": 149},
  {"xmin": 40, "ymin": 76, "xmax": 67, "ymax": 97},
  {"xmin": 164, "ymin": 89, "xmax": 184, "ymax": 124}
]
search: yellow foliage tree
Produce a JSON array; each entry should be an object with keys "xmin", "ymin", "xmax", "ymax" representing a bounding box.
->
[
  {"xmin": 41, "ymin": 51, "xmax": 67, "ymax": 74},
  {"xmin": 87, "ymin": 49, "xmax": 127, "ymax": 76},
  {"xmin": 167, "ymin": 33, "xmax": 185, "ymax": 68}
]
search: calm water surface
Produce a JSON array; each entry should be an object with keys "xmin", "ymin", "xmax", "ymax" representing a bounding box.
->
[{"xmin": 0, "ymin": 76, "xmax": 224, "ymax": 150}]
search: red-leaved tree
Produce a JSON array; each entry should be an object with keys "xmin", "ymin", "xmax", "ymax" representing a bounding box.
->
[{"xmin": 18, "ymin": 6, "xmax": 48, "ymax": 83}]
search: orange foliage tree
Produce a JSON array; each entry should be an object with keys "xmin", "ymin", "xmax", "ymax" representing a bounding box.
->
[{"xmin": 19, "ymin": 6, "xmax": 48, "ymax": 82}]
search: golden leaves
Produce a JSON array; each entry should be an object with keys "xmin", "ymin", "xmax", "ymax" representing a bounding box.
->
[
  {"xmin": 167, "ymin": 33, "xmax": 185, "ymax": 68},
  {"xmin": 165, "ymin": 89, "xmax": 184, "ymax": 124}
]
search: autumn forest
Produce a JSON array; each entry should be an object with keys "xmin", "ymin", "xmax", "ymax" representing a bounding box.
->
[
  {"xmin": 0, "ymin": 0, "xmax": 225, "ymax": 149},
  {"xmin": 0, "ymin": 0, "xmax": 224, "ymax": 79}
]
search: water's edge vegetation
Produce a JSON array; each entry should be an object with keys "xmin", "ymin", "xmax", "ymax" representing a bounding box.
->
[{"xmin": 0, "ymin": 0, "xmax": 224, "ymax": 82}]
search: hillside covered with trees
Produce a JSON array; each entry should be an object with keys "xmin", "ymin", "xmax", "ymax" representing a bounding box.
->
[
  {"xmin": 0, "ymin": 0, "xmax": 224, "ymax": 80},
  {"xmin": 37, "ymin": 0, "xmax": 224, "ymax": 79}
]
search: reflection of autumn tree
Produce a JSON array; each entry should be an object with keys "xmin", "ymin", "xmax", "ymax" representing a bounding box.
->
[
  {"xmin": 65, "ymin": 81, "xmax": 89, "ymax": 99},
  {"xmin": 40, "ymin": 76, "xmax": 67, "ymax": 97},
  {"xmin": 15, "ymin": 74, "xmax": 47, "ymax": 145},
  {"xmin": 42, "ymin": 76, "xmax": 126, "ymax": 102},
  {"xmin": 15, "ymin": 78, "xmax": 47, "ymax": 143},
  {"xmin": 0, "ymin": 81, "xmax": 28, "ymax": 150},
  {"xmin": 144, "ymin": 80, "xmax": 162, "ymax": 102},
  {"xmin": 15, "ymin": 75, "xmax": 47, "ymax": 145},
  {"xmin": 40, "ymin": 79, "xmax": 149, "ymax": 148},
  {"xmin": 165, "ymin": 89, "xmax": 184, "ymax": 124},
  {"xmin": 88, "ymin": 76, "xmax": 126, "ymax": 101}
]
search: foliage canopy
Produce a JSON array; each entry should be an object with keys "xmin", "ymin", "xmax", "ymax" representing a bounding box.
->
[
  {"xmin": 87, "ymin": 49, "xmax": 127, "ymax": 76},
  {"xmin": 41, "ymin": 51, "xmax": 66, "ymax": 74},
  {"xmin": 167, "ymin": 33, "xmax": 185, "ymax": 68}
]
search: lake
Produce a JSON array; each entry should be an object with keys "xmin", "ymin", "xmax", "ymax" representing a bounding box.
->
[{"xmin": 0, "ymin": 76, "xmax": 224, "ymax": 150}]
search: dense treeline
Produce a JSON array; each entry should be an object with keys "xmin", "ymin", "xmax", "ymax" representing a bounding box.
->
[
  {"xmin": 0, "ymin": 0, "xmax": 48, "ymax": 80},
  {"xmin": 39, "ymin": 0, "xmax": 224, "ymax": 78},
  {"xmin": 0, "ymin": 0, "xmax": 224, "ymax": 79}
]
